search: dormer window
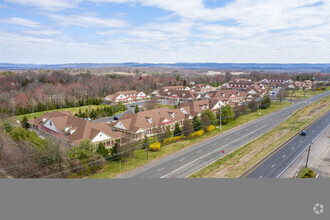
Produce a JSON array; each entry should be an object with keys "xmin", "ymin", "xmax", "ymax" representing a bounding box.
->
[
  {"xmin": 222, "ymin": 93, "xmax": 225, "ymax": 97},
  {"xmin": 146, "ymin": 117, "xmax": 152, "ymax": 123},
  {"xmin": 49, "ymin": 121, "xmax": 53, "ymax": 126},
  {"xmin": 169, "ymin": 113, "xmax": 175, "ymax": 118},
  {"xmin": 182, "ymin": 93, "xmax": 185, "ymax": 97}
]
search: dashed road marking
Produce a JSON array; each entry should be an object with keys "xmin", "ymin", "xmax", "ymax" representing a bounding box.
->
[
  {"xmin": 282, "ymin": 154, "xmax": 286, "ymax": 158},
  {"xmin": 197, "ymin": 150, "xmax": 202, "ymax": 154},
  {"xmin": 271, "ymin": 164, "xmax": 275, "ymax": 168},
  {"xmin": 179, "ymin": 158, "xmax": 185, "ymax": 162},
  {"xmin": 292, "ymin": 147, "xmax": 295, "ymax": 150},
  {"xmin": 300, "ymin": 141, "xmax": 302, "ymax": 143},
  {"xmin": 259, "ymin": 176, "xmax": 263, "ymax": 178},
  {"xmin": 157, "ymin": 168, "xmax": 164, "ymax": 172}
]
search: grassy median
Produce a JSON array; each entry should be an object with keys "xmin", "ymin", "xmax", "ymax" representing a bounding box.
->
[
  {"xmin": 89, "ymin": 101, "xmax": 291, "ymax": 178},
  {"xmin": 189, "ymin": 96, "xmax": 329, "ymax": 178}
]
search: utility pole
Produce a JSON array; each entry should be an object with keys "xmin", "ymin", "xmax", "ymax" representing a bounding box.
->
[
  {"xmin": 219, "ymin": 105, "xmax": 222, "ymax": 131},
  {"xmin": 290, "ymin": 90, "xmax": 293, "ymax": 103},
  {"xmin": 305, "ymin": 141, "xmax": 312, "ymax": 168}
]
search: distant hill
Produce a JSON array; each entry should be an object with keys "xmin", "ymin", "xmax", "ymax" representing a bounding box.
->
[{"xmin": 0, "ymin": 63, "xmax": 329, "ymax": 72}]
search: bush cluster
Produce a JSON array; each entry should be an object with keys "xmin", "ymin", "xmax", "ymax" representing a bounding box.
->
[
  {"xmin": 149, "ymin": 142, "xmax": 161, "ymax": 151},
  {"xmin": 302, "ymin": 170, "xmax": 314, "ymax": 178},
  {"xmin": 188, "ymin": 130, "xmax": 204, "ymax": 139},
  {"xmin": 205, "ymin": 125, "xmax": 215, "ymax": 132},
  {"xmin": 163, "ymin": 135, "xmax": 185, "ymax": 145}
]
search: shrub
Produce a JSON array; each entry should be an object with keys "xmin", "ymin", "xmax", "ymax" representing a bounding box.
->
[
  {"xmin": 149, "ymin": 142, "xmax": 161, "ymax": 151},
  {"xmin": 188, "ymin": 130, "xmax": 204, "ymax": 139},
  {"xmin": 163, "ymin": 135, "xmax": 185, "ymax": 145},
  {"xmin": 205, "ymin": 125, "xmax": 215, "ymax": 132}
]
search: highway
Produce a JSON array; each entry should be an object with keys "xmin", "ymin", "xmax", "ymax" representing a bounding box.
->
[
  {"xmin": 241, "ymin": 111, "xmax": 329, "ymax": 178},
  {"xmin": 117, "ymin": 90, "xmax": 330, "ymax": 178}
]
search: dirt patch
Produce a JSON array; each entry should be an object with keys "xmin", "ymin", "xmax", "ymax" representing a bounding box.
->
[
  {"xmin": 206, "ymin": 129, "xmax": 290, "ymax": 178},
  {"xmin": 298, "ymin": 104, "xmax": 327, "ymax": 122}
]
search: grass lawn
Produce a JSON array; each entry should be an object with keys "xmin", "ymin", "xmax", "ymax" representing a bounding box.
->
[
  {"xmin": 189, "ymin": 96, "xmax": 329, "ymax": 178},
  {"xmin": 297, "ymin": 168, "xmax": 315, "ymax": 178},
  {"xmin": 152, "ymin": 104, "xmax": 176, "ymax": 109},
  {"xmin": 89, "ymin": 101, "xmax": 292, "ymax": 178},
  {"xmin": 291, "ymin": 87, "xmax": 329, "ymax": 100},
  {"xmin": 12, "ymin": 104, "xmax": 120, "ymax": 121}
]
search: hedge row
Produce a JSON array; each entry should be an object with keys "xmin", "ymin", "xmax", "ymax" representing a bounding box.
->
[
  {"xmin": 149, "ymin": 142, "xmax": 161, "ymax": 151},
  {"xmin": 188, "ymin": 130, "xmax": 204, "ymax": 139},
  {"xmin": 163, "ymin": 135, "xmax": 185, "ymax": 145}
]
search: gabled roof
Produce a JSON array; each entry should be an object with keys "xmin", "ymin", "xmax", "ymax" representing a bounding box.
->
[
  {"xmin": 112, "ymin": 108, "xmax": 185, "ymax": 132},
  {"xmin": 29, "ymin": 111, "xmax": 123, "ymax": 145}
]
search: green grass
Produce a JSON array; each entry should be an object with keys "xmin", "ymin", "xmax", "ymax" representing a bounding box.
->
[
  {"xmin": 89, "ymin": 101, "xmax": 292, "ymax": 178},
  {"xmin": 12, "ymin": 104, "xmax": 123, "ymax": 121},
  {"xmin": 297, "ymin": 168, "xmax": 315, "ymax": 178},
  {"xmin": 290, "ymin": 88, "xmax": 329, "ymax": 100},
  {"xmin": 189, "ymin": 96, "xmax": 330, "ymax": 178},
  {"xmin": 153, "ymin": 104, "xmax": 176, "ymax": 109}
]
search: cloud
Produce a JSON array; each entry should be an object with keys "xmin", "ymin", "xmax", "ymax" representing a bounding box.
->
[
  {"xmin": 23, "ymin": 29, "xmax": 62, "ymax": 35},
  {"xmin": 48, "ymin": 14, "xmax": 129, "ymax": 28},
  {"xmin": 0, "ymin": 17, "xmax": 40, "ymax": 28},
  {"xmin": 4, "ymin": 0, "xmax": 81, "ymax": 11}
]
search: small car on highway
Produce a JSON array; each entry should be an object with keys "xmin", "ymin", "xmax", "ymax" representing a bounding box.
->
[{"xmin": 301, "ymin": 131, "xmax": 307, "ymax": 136}]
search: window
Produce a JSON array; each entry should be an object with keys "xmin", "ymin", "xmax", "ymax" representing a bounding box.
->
[
  {"xmin": 49, "ymin": 121, "xmax": 52, "ymax": 126},
  {"xmin": 146, "ymin": 117, "xmax": 152, "ymax": 123}
]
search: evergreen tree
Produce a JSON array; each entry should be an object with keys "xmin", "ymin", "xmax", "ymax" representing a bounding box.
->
[
  {"xmin": 111, "ymin": 140, "xmax": 120, "ymax": 156},
  {"xmin": 135, "ymin": 105, "xmax": 139, "ymax": 113},
  {"xmin": 173, "ymin": 122, "xmax": 181, "ymax": 136},
  {"xmin": 21, "ymin": 116, "xmax": 30, "ymax": 129},
  {"xmin": 219, "ymin": 105, "xmax": 235, "ymax": 124},
  {"xmin": 192, "ymin": 116, "xmax": 201, "ymax": 131},
  {"xmin": 96, "ymin": 142, "xmax": 109, "ymax": 158}
]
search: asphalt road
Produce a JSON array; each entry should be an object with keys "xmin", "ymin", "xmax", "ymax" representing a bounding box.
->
[
  {"xmin": 241, "ymin": 111, "xmax": 329, "ymax": 178},
  {"xmin": 117, "ymin": 90, "xmax": 330, "ymax": 178}
]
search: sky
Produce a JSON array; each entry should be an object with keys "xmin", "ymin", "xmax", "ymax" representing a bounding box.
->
[{"xmin": 0, "ymin": 0, "xmax": 329, "ymax": 64}]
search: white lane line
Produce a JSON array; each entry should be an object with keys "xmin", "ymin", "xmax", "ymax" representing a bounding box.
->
[
  {"xmin": 292, "ymin": 147, "xmax": 295, "ymax": 150},
  {"xmin": 259, "ymin": 176, "xmax": 263, "ymax": 178},
  {"xmin": 312, "ymin": 130, "xmax": 314, "ymax": 132},
  {"xmin": 282, "ymin": 154, "xmax": 286, "ymax": 158},
  {"xmin": 271, "ymin": 164, "xmax": 275, "ymax": 168},
  {"xmin": 300, "ymin": 141, "xmax": 302, "ymax": 143},
  {"xmin": 197, "ymin": 150, "xmax": 202, "ymax": 154},
  {"xmin": 179, "ymin": 158, "xmax": 185, "ymax": 162},
  {"xmin": 276, "ymin": 124, "xmax": 329, "ymax": 178},
  {"xmin": 212, "ymin": 144, "xmax": 217, "ymax": 147},
  {"xmin": 160, "ymin": 125, "xmax": 268, "ymax": 178},
  {"xmin": 157, "ymin": 168, "xmax": 164, "ymax": 172}
]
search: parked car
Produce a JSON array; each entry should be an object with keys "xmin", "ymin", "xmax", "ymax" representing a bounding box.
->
[{"xmin": 301, "ymin": 131, "xmax": 307, "ymax": 136}]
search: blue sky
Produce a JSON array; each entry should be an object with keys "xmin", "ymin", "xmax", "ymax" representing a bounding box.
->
[{"xmin": 0, "ymin": 0, "xmax": 329, "ymax": 64}]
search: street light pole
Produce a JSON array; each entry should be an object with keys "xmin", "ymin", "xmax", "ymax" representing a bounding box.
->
[{"xmin": 305, "ymin": 141, "xmax": 312, "ymax": 168}]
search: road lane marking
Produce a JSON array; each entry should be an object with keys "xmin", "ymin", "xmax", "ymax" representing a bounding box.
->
[
  {"xmin": 276, "ymin": 124, "xmax": 329, "ymax": 178},
  {"xmin": 157, "ymin": 168, "xmax": 164, "ymax": 172},
  {"xmin": 259, "ymin": 176, "xmax": 263, "ymax": 178},
  {"xmin": 271, "ymin": 164, "xmax": 275, "ymax": 168},
  {"xmin": 282, "ymin": 154, "xmax": 286, "ymax": 158},
  {"xmin": 312, "ymin": 130, "xmax": 314, "ymax": 132},
  {"xmin": 179, "ymin": 158, "xmax": 185, "ymax": 162},
  {"xmin": 292, "ymin": 147, "xmax": 295, "ymax": 150},
  {"xmin": 161, "ymin": 125, "xmax": 268, "ymax": 178},
  {"xmin": 212, "ymin": 144, "xmax": 217, "ymax": 147},
  {"xmin": 300, "ymin": 141, "xmax": 302, "ymax": 143},
  {"xmin": 197, "ymin": 150, "xmax": 202, "ymax": 154}
]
